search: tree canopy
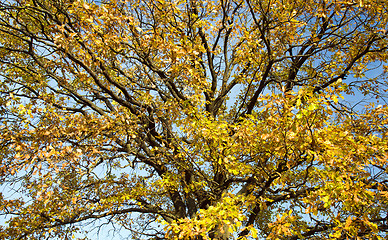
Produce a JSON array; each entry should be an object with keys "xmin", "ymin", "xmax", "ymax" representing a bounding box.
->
[{"xmin": 1, "ymin": 0, "xmax": 388, "ymax": 239}]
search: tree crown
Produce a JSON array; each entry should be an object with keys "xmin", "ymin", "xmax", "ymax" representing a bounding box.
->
[{"xmin": 0, "ymin": 0, "xmax": 388, "ymax": 239}]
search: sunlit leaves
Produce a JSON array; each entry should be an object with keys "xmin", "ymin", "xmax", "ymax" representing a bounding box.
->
[{"xmin": 1, "ymin": 0, "xmax": 388, "ymax": 239}]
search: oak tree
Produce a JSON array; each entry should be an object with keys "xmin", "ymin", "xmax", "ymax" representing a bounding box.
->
[{"xmin": 1, "ymin": 0, "xmax": 388, "ymax": 239}]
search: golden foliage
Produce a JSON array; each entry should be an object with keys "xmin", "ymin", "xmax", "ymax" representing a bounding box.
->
[{"xmin": 0, "ymin": 0, "xmax": 388, "ymax": 239}]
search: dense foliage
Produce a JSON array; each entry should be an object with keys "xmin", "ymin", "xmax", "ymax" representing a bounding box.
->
[{"xmin": 1, "ymin": 0, "xmax": 388, "ymax": 239}]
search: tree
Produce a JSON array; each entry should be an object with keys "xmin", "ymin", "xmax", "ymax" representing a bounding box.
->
[{"xmin": 0, "ymin": 0, "xmax": 388, "ymax": 239}]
